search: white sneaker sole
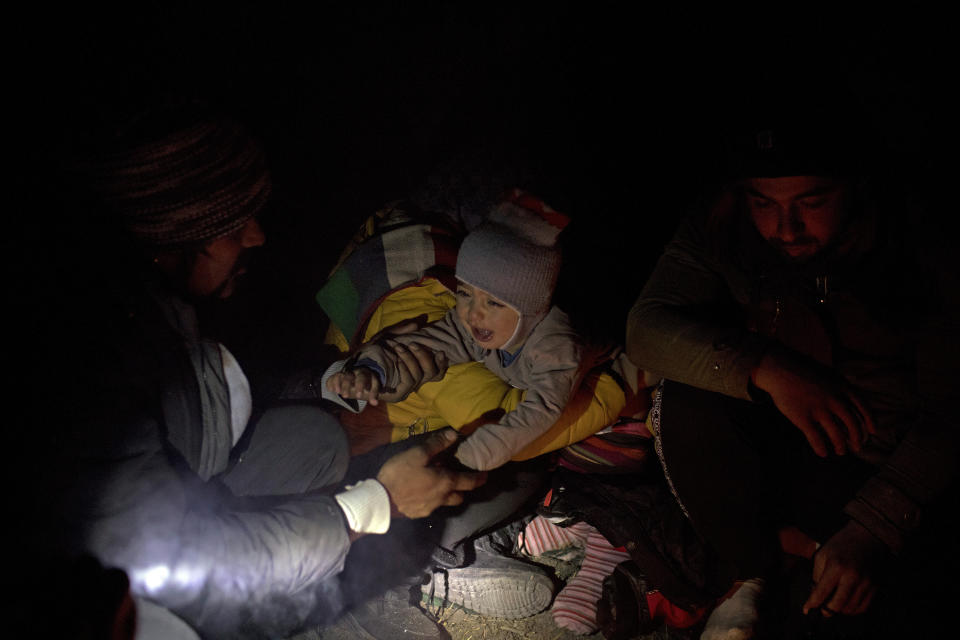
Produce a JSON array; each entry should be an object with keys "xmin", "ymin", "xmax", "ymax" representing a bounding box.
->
[{"xmin": 422, "ymin": 567, "xmax": 554, "ymax": 619}]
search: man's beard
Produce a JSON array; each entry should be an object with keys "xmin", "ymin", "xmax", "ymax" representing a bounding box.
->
[
  {"xmin": 769, "ymin": 237, "xmax": 822, "ymax": 262},
  {"xmin": 192, "ymin": 250, "xmax": 257, "ymax": 340},
  {"xmin": 210, "ymin": 250, "xmax": 255, "ymax": 300}
]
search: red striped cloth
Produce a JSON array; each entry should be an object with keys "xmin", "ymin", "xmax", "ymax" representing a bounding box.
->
[
  {"xmin": 502, "ymin": 187, "xmax": 571, "ymax": 231},
  {"xmin": 520, "ymin": 516, "xmax": 592, "ymax": 557},
  {"xmin": 552, "ymin": 529, "xmax": 631, "ymax": 634},
  {"xmin": 557, "ymin": 420, "xmax": 654, "ymax": 475},
  {"xmin": 525, "ymin": 510, "xmax": 709, "ymax": 633}
]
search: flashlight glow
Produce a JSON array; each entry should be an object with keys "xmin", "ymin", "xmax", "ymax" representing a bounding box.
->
[{"xmin": 133, "ymin": 565, "xmax": 170, "ymax": 593}]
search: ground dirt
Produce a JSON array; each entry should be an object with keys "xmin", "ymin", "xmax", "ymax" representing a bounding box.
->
[
  {"xmin": 309, "ymin": 607, "xmax": 613, "ymax": 640},
  {"xmin": 296, "ymin": 605, "xmax": 672, "ymax": 640},
  {"xmin": 290, "ymin": 551, "xmax": 669, "ymax": 640}
]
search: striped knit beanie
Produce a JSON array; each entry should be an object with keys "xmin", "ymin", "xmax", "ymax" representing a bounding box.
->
[
  {"xmin": 82, "ymin": 115, "xmax": 271, "ymax": 249},
  {"xmin": 456, "ymin": 189, "xmax": 569, "ymax": 346}
]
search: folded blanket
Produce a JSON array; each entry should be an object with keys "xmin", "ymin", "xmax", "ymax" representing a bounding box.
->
[
  {"xmin": 316, "ymin": 199, "xmax": 646, "ymax": 463},
  {"xmin": 315, "ymin": 203, "xmax": 461, "ymax": 351}
]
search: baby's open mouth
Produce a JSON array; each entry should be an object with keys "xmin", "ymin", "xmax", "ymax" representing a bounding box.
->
[{"xmin": 471, "ymin": 326, "xmax": 494, "ymax": 342}]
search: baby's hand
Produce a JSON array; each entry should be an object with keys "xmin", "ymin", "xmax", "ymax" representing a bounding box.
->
[{"xmin": 326, "ymin": 367, "xmax": 384, "ymax": 406}]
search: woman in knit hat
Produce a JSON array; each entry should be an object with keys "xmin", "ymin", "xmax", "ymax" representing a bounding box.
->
[{"xmin": 327, "ymin": 189, "xmax": 595, "ymax": 471}]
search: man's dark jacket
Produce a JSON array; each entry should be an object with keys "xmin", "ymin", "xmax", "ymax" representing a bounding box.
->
[{"xmin": 627, "ymin": 200, "xmax": 959, "ymax": 556}]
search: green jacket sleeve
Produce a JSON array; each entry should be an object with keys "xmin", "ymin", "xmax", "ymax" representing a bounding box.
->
[{"xmin": 626, "ymin": 216, "xmax": 770, "ymax": 400}]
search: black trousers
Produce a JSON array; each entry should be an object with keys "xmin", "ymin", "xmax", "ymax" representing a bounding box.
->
[{"xmin": 657, "ymin": 380, "xmax": 875, "ymax": 583}]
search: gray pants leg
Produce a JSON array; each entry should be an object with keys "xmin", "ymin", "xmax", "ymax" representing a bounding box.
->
[
  {"xmin": 436, "ymin": 458, "xmax": 550, "ymax": 551},
  {"xmin": 343, "ymin": 432, "xmax": 549, "ymax": 551},
  {"xmin": 339, "ymin": 441, "xmax": 549, "ymax": 608},
  {"xmin": 221, "ymin": 404, "xmax": 350, "ymax": 497}
]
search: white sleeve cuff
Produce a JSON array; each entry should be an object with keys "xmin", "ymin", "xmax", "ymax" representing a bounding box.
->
[
  {"xmin": 320, "ymin": 359, "xmax": 368, "ymax": 413},
  {"xmin": 334, "ymin": 479, "xmax": 391, "ymax": 534}
]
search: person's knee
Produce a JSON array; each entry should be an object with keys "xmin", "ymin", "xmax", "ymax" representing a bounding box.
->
[
  {"xmin": 325, "ymin": 424, "xmax": 351, "ymax": 484},
  {"xmin": 257, "ymin": 404, "xmax": 350, "ymax": 489},
  {"xmin": 295, "ymin": 405, "xmax": 350, "ymax": 486},
  {"xmin": 658, "ymin": 380, "xmax": 734, "ymax": 448}
]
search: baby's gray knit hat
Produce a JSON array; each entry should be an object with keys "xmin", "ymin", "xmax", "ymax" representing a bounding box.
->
[{"xmin": 456, "ymin": 189, "xmax": 568, "ymax": 340}]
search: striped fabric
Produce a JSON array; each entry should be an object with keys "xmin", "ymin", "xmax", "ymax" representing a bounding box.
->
[
  {"xmin": 519, "ymin": 516, "xmax": 592, "ymax": 557},
  {"xmin": 522, "ymin": 517, "xmax": 708, "ymax": 634},
  {"xmin": 551, "ymin": 529, "xmax": 631, "ymax": 634},
  {"xmin": 557, "ymin": 418, "xmax": 654, "ymax": 475},
  {"xmin": 81, "ymin": 117, "xmax": 271, "ymax": 248},
  {"xmin": 315, "ymin": 204, "xmax": 461, "ymax": 349}
]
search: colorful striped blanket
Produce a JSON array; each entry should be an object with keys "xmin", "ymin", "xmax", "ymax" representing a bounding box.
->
[
  {"xmin": 315, "ymin": 196, "xmax": 656, "ymax": 472},
  {"xmin": 315, "ymin": 202, "xmax": 462, "ymax": 351}
]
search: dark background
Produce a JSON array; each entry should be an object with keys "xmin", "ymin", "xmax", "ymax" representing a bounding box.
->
[
  {"xmin": 7, "ymin": 7, "xmax": 955, "ymax": 637},
  {"xmin": 10, "ymin": 6, "xmax": 948, "ymax": 382}
]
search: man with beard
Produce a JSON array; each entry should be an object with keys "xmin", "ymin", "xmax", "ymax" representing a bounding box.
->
[
  {"xmin": 626, "ymin": 114, "xmax": 957, "ymax": 638},
  {"xmin": 36, "ymin": 105, "xmax": 485, "ymax": 639}
]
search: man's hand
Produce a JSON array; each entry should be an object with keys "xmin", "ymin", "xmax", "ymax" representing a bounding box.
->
[
  {"xmin": 328, "ymin": 316, "xmax": 449, "ymax": 406},
  {"xmin": 326, "ymin": 368, "xmax": 384, "ymax": 405},
  {"xmin": 803, "ymin": 520, "xmax": 887, "ymax": 617},
  {"xmin": 377, "ymin": 339, "xmax": 448, "ymax": 403},
  {"xmin": 376, "ymin": 428, "xmax": 487, "ymax": 518},
  {"xmin": 751, "ymin": 347, "xmax": 877, "ymax": 457},
  {"xmin": 369, "ymin": 315, "xmax": 448, "ymax": 403}
]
